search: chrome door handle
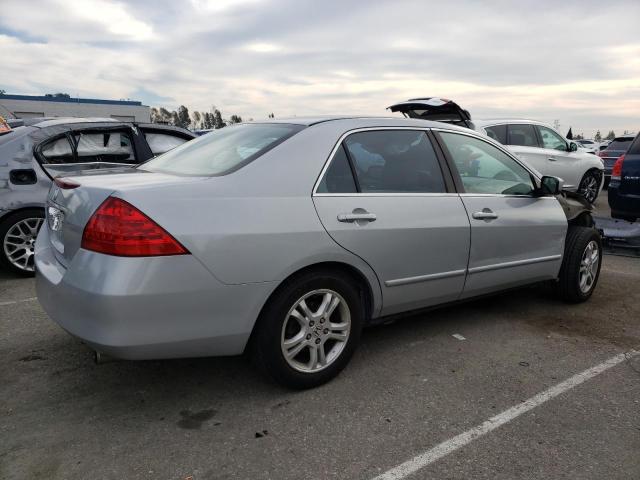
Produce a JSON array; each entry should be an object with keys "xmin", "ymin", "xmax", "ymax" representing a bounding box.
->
[
  {"xmin": 472, "ymin": 210, "xmax": 498, "ymax": 220},
  {"xmin": 337, "ymin": 212, "xmax": 377, "ymax": 223},
  {"xmin": 548, "ymin": 157, "xmax": 556, "ymax": 161}
]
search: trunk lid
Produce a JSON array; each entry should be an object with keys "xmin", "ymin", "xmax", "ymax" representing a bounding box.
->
[
  {"xmin": 387, "ymin": 97, "xmax": 474, "ymax": 128},
  {"xmin": 45, "ymin": 169, "xmax": 206, "ymax": 266}
]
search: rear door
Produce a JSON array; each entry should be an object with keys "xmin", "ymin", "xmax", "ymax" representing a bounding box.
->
[
  {"xmin": 313, "ymin": 128, "xmax": 470, "ymax": 315},
  {"xmin": 434, "ymin": 129, "xmax": 567, "ymax": 298}
]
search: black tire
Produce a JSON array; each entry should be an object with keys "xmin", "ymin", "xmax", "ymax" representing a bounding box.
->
[
  {"xmin": 0, "ymin": 209, "xmax": 45, "ymax": 277},
  {"xmin": 557, "ymin": 226, "xmax": 602, "ymax": 303},
  {"xmin": 251, "ymin": 269, "xmax": 364, "ymax": 389},
  {"xmin": 577, "ymin": 170, "xmax": 601, "ymax": 204}
]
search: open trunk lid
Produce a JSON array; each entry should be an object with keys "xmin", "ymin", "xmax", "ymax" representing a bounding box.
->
[
  {"xmin": 387, "ymin": 98, "xmax": 474, "ymax": 128},
  {"xmin": 45, "ymin": 170, "xmax": 206, "ymax": 267}
]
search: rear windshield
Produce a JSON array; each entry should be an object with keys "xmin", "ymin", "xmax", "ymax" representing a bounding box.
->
[
  {"xmin": 140, "ymin": 123, "xmax": 305, "ymax": 176},
  {"xmin": 607, "ymin": 138, "xmax": 633, "ymax": 152}
]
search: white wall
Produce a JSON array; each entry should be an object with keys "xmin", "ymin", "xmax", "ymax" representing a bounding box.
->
[{"xmin": 0, "ymin": 99, "xmax": 150, "ymax": 122}]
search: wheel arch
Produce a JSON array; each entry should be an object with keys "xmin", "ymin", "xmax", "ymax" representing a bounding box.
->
[{"xmin": 245, "ymin": 260, "xmax": 380, "ymax": 353}]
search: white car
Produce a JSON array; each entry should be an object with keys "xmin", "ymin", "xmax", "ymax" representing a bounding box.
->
[
  {"xmin": 389, "ymin": 98, "xmax": 605, "ymax": 203},
  {"xmin": 575, "ymin": 139, "xmax": 599, "ymax": 154}
]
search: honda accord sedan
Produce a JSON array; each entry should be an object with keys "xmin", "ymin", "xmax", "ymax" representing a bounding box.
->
[{"xmin": 36, "ymin": 117, "xmax": 602, "ymax": 389}]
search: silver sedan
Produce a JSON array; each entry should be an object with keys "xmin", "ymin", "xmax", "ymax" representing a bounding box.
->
[{"xmin": 35, "ymin": 117, "xmax": 602, "ymax": 389}]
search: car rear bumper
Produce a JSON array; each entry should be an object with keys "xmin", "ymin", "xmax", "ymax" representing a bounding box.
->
[
  {"xmin": 608, "ymin": 183, "xmax": 640, "ymax": 220},
  {"xmin": 35, "ymin": 225, "xmax": 275, "ymax": 360}
]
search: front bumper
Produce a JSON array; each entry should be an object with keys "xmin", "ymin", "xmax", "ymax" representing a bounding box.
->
[{"xmin": 35, "ymin": 225, "xmax": 276, "ymax": 359}]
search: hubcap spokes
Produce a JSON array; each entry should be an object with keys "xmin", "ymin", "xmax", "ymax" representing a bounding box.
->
[
  {"xmin": 578, "ymin": 240, "xmax": 599, "ymax": 293},
  {"xmin": 281, "ymin": 289, "xmax": 351, "ymax": 373},
  {"xmin": 580, "ymin": 175, "xmax": 598, "ymax": 203},
  {"xmin": 3, "ymin": 218, "xmax": 43, "ymax": 272}
]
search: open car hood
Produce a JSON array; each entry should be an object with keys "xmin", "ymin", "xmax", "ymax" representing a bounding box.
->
[{"xmin": 387, "ymin": 98, "xmax": 474, "ymax": 129}]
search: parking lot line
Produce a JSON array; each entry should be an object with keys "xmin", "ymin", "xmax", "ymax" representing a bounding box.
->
[
  {"xmin": 372, "ymin": 350, "xmax": 639, "ymax": 480},
  {"xmin": 0, "ymin": 297, "xmax": 37, "ymax": 307}
]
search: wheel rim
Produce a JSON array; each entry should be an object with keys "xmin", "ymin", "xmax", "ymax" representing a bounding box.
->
[
  {"xmin": 280, "ymin": 289, "xmax": 351, "ymax": 373},
  {"xmin": 3, "ymin": 217, "xmax": 44, "ymax": 272},
  {"xmin": 579, "ymin": 240, "xmax": 599, "ymax": 294},
  {"xmin": 579, "ymin": 174, "xmax": 599, "ymax": 203}
]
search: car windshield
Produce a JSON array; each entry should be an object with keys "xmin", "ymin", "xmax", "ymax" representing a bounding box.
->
[
  {"xmin": 607, "ymin": 138, "xmax": 633, "ymax": 152},
  {"xmin": 140, "ymin": 123, "xmax": 305, "ymax": 176}
]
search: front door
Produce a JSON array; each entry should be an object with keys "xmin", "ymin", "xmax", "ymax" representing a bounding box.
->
[
  {"xmin": 435, "ymin": 130, "xmax": 567, "ymax": 298},
  {"xmin": 313, "ymin": 129, "xmax": 471, "ymax": 315}
]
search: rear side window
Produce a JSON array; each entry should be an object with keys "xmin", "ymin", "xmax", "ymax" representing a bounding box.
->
[
  {"xmin": 485, "ymin": 125, "xmax": 507, "ymax": 144},
  {"xmin": 342, "ymin": 130, "xmax": 446, "ymax": 193},
  {"xmin": 40, "ymin": 137, "xmax": 74, "ymax": 164},
  {"xmin": 73, "ymin": 131, "xmax": 135, "ymax": 164},
  {"xmin": 507, "ymin": 124, "xmax": 538, "ymax": 147},
  {"xmin": 144, "ymin": 132, "xmax": 189, "ymax": 156},
  {"xmin": 317, "ymin": 145, "xmax": 357, "ymax": 193},
  {"xmin": 627, "ymin": 135, "xmax": 640, "ymax": 155},
  {"xmin": 141, "ymin": 123, "xmax": 304, "ymax": 176}
]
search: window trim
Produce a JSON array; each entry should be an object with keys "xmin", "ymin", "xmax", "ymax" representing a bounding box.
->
[
  {"xmin": 431, "ymin": 127, "xmax": 542, "ymax": 198},
  {"xmin": 312, "ymin": 127, "xmax": 456, "ymax": 197}
]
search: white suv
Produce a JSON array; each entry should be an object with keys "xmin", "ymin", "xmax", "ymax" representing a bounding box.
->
[{"xmin": 389, "ymin": 98, "xmax": 604, "ymax": 203}]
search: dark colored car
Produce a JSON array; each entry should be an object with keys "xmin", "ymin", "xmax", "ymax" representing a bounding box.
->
[
  {"xmin": 598, "ymin": 135, "xmax": 635, "ymax": 184},
  {"xmin": 608, "ymin": 132, "xmax": 640, "ymax": 222},
  {"xmin": 0, "ymin": 117, "xmax": 196, "ymax": 275}
]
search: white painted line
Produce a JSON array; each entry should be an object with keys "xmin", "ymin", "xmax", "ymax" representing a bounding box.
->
[
  {"xmin": 451, "ymin": 333, "xmax": 466, "ymax": 341},
  {"xmin": 0, "ymin": 297, "xmax": 37, "ymax": 307},
  {"xmin": 372, "ymin": 350, "xmax": 639, "ymax": 480}
]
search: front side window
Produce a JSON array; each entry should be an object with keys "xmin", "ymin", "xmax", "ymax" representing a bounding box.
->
[
  {"xmin": 73, "ymin": 131, "xmax": 135, "ymax": 164},
  {"xmin": 438, "ymin": 131, "xmax": 535, "ymax": 195},
  {"xmin": 507, "ymin": 124, "xmax": 538, "ymax": 147},
  {"xmin": 342, "ymin": 130, "xmax": 446, "ymax": 193},
  {"xmin": 141, "ymin": 123, "xmax": 304, "ymax": 176},
  {"xmin": 536, "ymin": 125, "xmax": 567, "ymax": 151},
  {"xmin": 485, "ymin": 124, "xmax": 507, "ymax": 144}
]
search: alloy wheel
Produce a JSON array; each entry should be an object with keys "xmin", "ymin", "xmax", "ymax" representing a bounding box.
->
[
  {"xmin": 579, "ymin": 173, "xmax": 599, "ymax": 203},
  {"xmin": 280, "ymin": 289, "xmax": 351, "ymax": 373},
  {"xmin": 578, "ymin": 240, "xmax": 599, "ymax": 294},
  {"xmin": 3, "ymin": 217, "xmax": 44, "ymax": 272}
]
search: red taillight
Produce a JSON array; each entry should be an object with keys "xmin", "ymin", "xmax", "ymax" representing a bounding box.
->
[
  {"xmin": 610, "ymin": 154, "xmax": 625, "ymax": 181},
  {"xmin": 81, "ymin": 197, "xmax": 188, "ymax": 257},
  {"xmin": 54, "ymin": 177, "xmax": 80, "ymax": 189}
]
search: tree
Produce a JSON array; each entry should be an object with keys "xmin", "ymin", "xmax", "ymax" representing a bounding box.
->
[
  {"xmin": 213, "ymin": 109, "xmax": 225, "ymax": 129},
  {"xmin": 45, "ymin": 92, "xmax": 71, "ymax": 98},
  {"xmin": 566, "ymin": 127, "xmax": 573, "ymax": 140},
  {"xmin": 229, "ymin": 114, "xmax": 242, "ymax": 124},
  {"xmin": 177, "ymin": 105, "xmax": 190, "ymax": 129},
  {"xmin": 0, "ymin": 89, "xmax": 5, "ymax": 95},
  {"xmin": 605, "ymin": 130, "xmax": 616, "ymax": 140},
  {"xmin": 268, "ymin": 113, "xmax": 275, "ymax": 119},
  {"xmin": 192, "ymin": 111, "xmax": 201, "ymax": 129},
  {"xmin": 594, "ymin": 130, "xmax": 602, "ymax": 142},
  {"xmin": 158, "ymin": 107, "xmax": 172, "ymax": 123},
  {"xmin": 575, "ymin": 133, "xmax": 584, "ymax": 140},
  {"xmin": 171, "ymin": 111, "xmax": 180, "ymax": 126},
  {"xmin": 150, "ymin": 107, "xmax": 161, "ymax": 123}
]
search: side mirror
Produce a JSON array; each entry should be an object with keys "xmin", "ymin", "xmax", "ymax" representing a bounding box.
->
[
  {"xmin": 569, "ymin": 142, "xmax": 578, "ymax": 152},
  {"xmin": 540, "ymin": 175, "xmax": 564, "ymax": 195}
]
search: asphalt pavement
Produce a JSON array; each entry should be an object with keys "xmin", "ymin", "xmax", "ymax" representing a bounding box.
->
[{"xmin": 1, "ymin": 192, "xmax": 638, "ymax": 480}]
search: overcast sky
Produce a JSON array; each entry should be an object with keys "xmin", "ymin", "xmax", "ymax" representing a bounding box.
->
[{"xmin": 2, "ymin": 0, "xmax": 639, "ymax": 136}]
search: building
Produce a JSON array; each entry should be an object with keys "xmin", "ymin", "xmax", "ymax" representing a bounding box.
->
[{"xmin": 0, "ymin": 94, "xmax": 150, "ymax": 122}]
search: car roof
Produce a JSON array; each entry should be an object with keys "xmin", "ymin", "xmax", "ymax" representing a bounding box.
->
[
  {"xmin": 260, "ymin": 116, "xmax": 475, "ymax": 131},
  {"xmin": 473, "ymin": 118, "xmax": 554, "ymax": 128},
  {"xmin": 29, "ymin": 117, "xmax": 119, "ymax": 128}
]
